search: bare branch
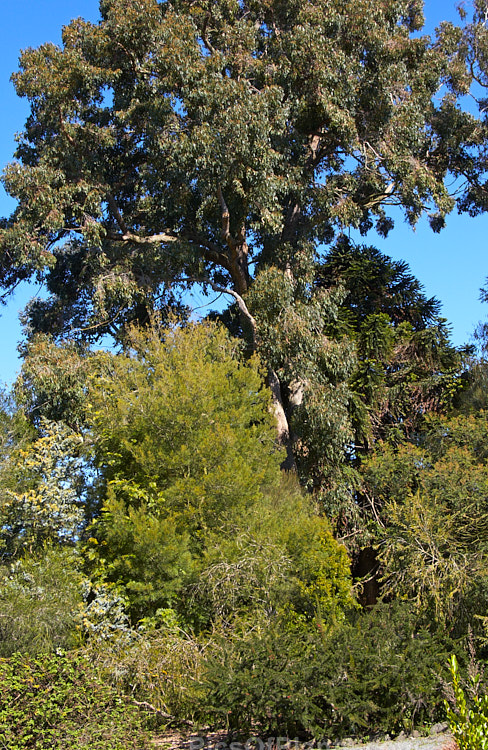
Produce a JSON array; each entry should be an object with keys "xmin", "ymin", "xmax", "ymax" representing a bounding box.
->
[
  {"xmin": 361, "ymin": 181, "xmax": 396, "ymax": 209},
  {"xmin": 362, "ymin": 140, "xmax": 385, "ymax": 162},
  {"xmin": 190, "ymin": 276, "xmax": 257, "ymax": 342},
  {"xmin": 133, "ymin": 700, "xmax": 192, "ymax": 726},
  {"xmin": 106, "ymin": 230, "xmax": 178, "ymax": 244}
]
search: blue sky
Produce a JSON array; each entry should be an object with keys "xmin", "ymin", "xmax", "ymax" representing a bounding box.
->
[{"xmin": 0, "ymin": 0, "xmax": 486, "ymax": 385}]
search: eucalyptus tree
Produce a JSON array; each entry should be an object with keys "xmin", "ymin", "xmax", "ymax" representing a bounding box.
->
[{"xmin": 0, "ymin": 0, "xmax": 478, "ymax": 479}]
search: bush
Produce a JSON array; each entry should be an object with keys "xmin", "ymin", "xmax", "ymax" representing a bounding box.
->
[
  {"xmin": 0, "ymin": 547, "xmax": 83, "ymax": 657},
  {"xmin": 84, "ymin": 624, "xmax": 205, "ymax": 723},
  {"xmin": 445, "ymin": 654, "xmax": 488, "ymax": 750},
  {"xmin": 0, "ymin": 651, "xmax": 149, "ymax": 749},
  {"xmin": 201, "ymin": 617, "xmax": 327, "ymax": 737},
  {"xmin": 319, "ymin": 601, "xmax": 450, "ymax": 737},
  {"xmin": 201, "ymin": 601, "xmax": 451, "ymax": 739}
]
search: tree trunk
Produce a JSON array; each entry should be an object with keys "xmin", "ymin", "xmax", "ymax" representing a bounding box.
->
[{"xmin": 267, "ymin": 369, "xmax": 296, "ymax": 471}]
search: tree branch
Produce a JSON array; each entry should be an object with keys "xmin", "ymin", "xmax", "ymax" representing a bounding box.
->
[
  {"xmin": 133, "ymin": 700, "xmax": 192, "ymax": 726},
  {"xmin": 104, "ymin": 193, "xmax": 178, "ymax": 244},
  {"xmin": 217, "ymin": 185, "xmax": 236, "ymax": 249},
  {"xmin": 187, "ymin": 276, "xmax": 257, "ymax": 347},
  {"xmin": 106, "ymin": 193, "xmax": 129, "ymax": 235},
  {"xmin": 201, "ymin": 12, "xmax": 217, "ymax": 55},
  {"xmin": 106, "ymin": 230, "xmax": 178, "ymax": 244},
  {"xmin": 181, "ymin": 229, "xmax": 235, "ymax": 274},
  {"xmin": 211, "ymin": 282, "xmax": 257, "ymax": 337}
]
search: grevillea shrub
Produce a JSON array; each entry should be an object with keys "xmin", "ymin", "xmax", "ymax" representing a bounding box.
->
[{"xmin": 201, "ymin": 601, "xmax": 451, "ymax": 739}]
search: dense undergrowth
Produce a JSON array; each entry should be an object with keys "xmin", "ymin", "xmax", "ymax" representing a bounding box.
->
[
  {"xmin": 1, "ymin": 312, "xmax": 488, "ymax": 746},
  {"xmin": 0, "ymin": 651, "xmax": 149, "ymax": 749}
]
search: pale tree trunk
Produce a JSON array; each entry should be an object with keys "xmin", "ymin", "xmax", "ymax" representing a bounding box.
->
[{"xmin": 267, "ymin": 369, "xmax": 297, "ymax": 471}]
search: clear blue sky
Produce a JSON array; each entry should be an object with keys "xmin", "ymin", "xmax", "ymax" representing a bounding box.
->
[{"xmin": 0, "ymin": 0, "xmax": 486, "ymax": 385}]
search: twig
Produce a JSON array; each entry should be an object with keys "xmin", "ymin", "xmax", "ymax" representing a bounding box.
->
[{"xmin": 133, "ymin": 700, "xmax": 193, "ymax": 726}]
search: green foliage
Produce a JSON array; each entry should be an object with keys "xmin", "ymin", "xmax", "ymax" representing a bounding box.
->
[
  {"xmin": 0, "ymin": 388, "xmax": 34, "ymax": 464},
  {"xmin": 0, "ymin": 651, "xmax": 149, "ymax": 749},
  {"xmin": 4, "ymin": 0, "xmax": 480, "ymax": 536},
  {"xmin": 79, "ymin": 580, "xmax": 134, "ymax": 644},
  {"xmin": 248, "ymin": 266, "xmax": 358, "ymax": 506},
  {"xmin": 445, "ymin": 654, "xmax": 488, "ymax": 750},
  {"xmin": 436, "ymin": 4, "xmax": 488, "ymax": 218},
  {"xmin": 318, "ymin": 239, "xmax": 441, "ymax": 330},
  {"xmin": 317, "ymin": 239, "xmax": 464, "ymax": 446},
  {"xmin": 0, "ymin": 0, "xmax": 462, "ymax": 341},
  {"xmin": 88, "ymin": 493, "xmax": 194, "ymax": 622},
  {"xmin": 88, "ymin": 321, "xmax": 280, "ymax": 521},
  {"xmin": 318, "ymin": 602, "xmax": 450, "ymax": 737},
  {"xmin": 0, "ymin": 547, "xmax": 83, "ymax": 657},
  {"xmin": 15, "ymin": 334, "xmax": 91, "ymax": 430},
  {"xmin": 0, "ymin": 390, "xmax": 37, "ymax": 512},
  {"xmin": 364, "ymin": 411, "xmax": 488, "ymax": 630},
  {"xmin": 201, "ymin": 601, "xmax": 449, "ymax": 738},
  {"xmin": 0, "ymin": 419, "xmax": 85, "ymax": 561},
  {"xmin": 2, "ymin": 0, "xmax": 488, "ymax": 730},
  {"xmin": 185, "ymin": 473, "xmax": 355, "ymax": 631},
  {"xmin": 85, "ymin": 320, "xmax": 276, "ymax": 616},
  {"xmin": 84, "ymin": 625, "xmax": 205, "ymax": 722},
  {"xmin": 85, "ymin": 321, "xmax": 354, "ymax": 627},
  {"xmin": 202, "ymin": 621, "xmax": 324, "ymax": 737}
]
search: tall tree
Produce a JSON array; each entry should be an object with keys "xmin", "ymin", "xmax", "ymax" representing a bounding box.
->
[
  {"xmin": 314, "ymin": 240, "xmax": 467, "ymax": 600},
  {"xmin": 317, "ymin": 238, "xmax": 464, "ymax": 448},
  {"xmin": 434, "ymin": 0, "xmax": 488, "ymax": 219},
  {"xmin": 0, "ymin": 0, "xmax": 468, "ymax": 467}
]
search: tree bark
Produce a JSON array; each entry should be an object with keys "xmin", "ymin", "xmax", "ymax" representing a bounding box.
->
[{"xmin": 267, "ymin": 369, "xmax": 296, "ymax": 471}]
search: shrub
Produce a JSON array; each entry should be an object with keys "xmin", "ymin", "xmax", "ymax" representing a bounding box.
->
[
  {"xmin": 201, "ymin": 618, "xmax": 325, "ymax": 737},
  {"xmin": 84, "ymin": 624, "xmax": 205, "ymax": 723},
  {"xmin": 201, "ymin": 601, "xmax": 450, "ymax": 739},
  {"xmin": 0, "ymin": 650, "xmax": 149, "ymax": 749},
  {"xmin": 0, "ymin": 547, "xmax": 83, "ymax": 657},
  {"xmin": 445, "ymin": 654, "xmax": 488, "ymax": 750},
  {"xmin": 319, "ymin": 601, "xmax": 450, "ymax": 737}
]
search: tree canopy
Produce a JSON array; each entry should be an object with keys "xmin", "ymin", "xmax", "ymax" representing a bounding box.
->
[
  {"xmin": 1, "ymin": 0, "xmax": 484, "ymax": 340},
  {"xmin": 2, "ymin": 0, "xmax": 488, "ymax": 489}
]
